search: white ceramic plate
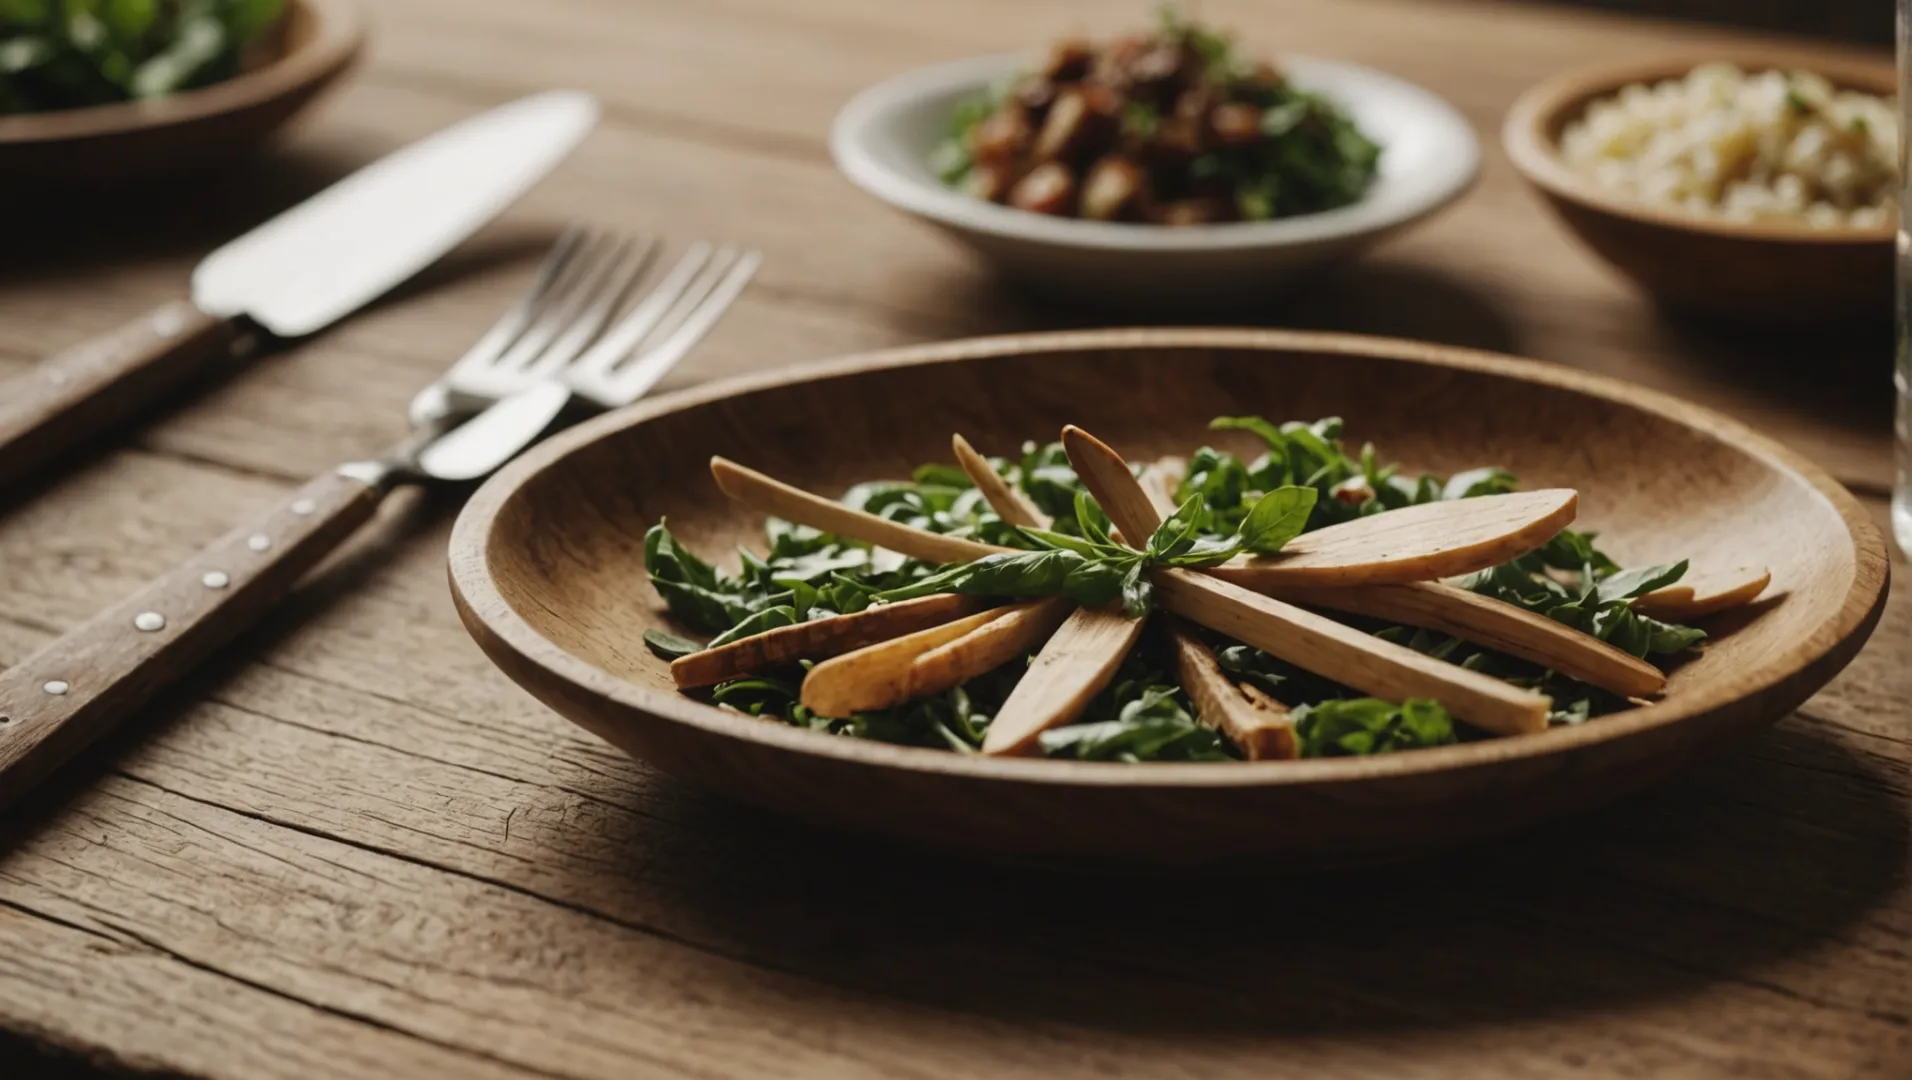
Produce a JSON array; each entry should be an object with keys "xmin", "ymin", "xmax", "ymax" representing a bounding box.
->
[{"xmin": 830, "ymin": 53, "xmax": 1480, "ymax": 312}]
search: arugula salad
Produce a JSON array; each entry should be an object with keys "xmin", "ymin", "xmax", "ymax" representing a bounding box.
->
[
  {"xmin": 2, "ymin": 0, "xmax": 284, "ymax": 115},
  {"xmin": 642, "ymin": 416, "xmax": 1707, "ymax": 764}
]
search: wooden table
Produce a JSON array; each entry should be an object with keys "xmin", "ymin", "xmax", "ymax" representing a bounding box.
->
[{"xmin": 1, "ymin": 1, "xmax": 1905, "ymax": 1077}]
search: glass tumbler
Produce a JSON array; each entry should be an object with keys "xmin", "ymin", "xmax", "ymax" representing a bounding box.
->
[{"xmin": 1900, "ymin": 0, "xmax": 1912, "ymax": 555}]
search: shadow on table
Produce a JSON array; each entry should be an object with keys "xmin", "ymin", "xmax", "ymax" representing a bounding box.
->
[
  {"xmin": 626, "ymin": 718, "xmax": 1905, "ymax": 1035},
  {"xmin": 920, "ymin": 258, "xmax": 1521, "ymax": 360}
]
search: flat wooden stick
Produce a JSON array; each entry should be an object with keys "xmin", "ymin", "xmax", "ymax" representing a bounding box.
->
[
  {"xmin": 1134, "ymin": 450, "xmax": 1299, "ymax": 759},
  {"xmin": 1156, "ymin": 570, "xmax": 1551, "ymax": 736},
  {"xmin": 951, "ymin": 434, "xmax": 1050, "ymax": 529},
  {"xmin": 800, "ymin": 604, "xmax": 1023, "ymax": 717},
  {"xmin": 907, "ymin": 596, "xmax": 1074, "ymax": 702},
  {"xmin": 982, "ymin": 607, "xmax": 1149, "ymax": 756},
  {"xmin": 1169, "ymin": 626, "xmax": 1297, "ymax": 760},
  {"xmin": 1208, "ymin": 488, "xmax": 1579, "ymax": 589},
  {"xmin": 1060, "ymin": 427, "xmax": 1576, "ymax": 589},
  {"xmin": 1274, "ymin": 581, "xmax": 1666, "ymax": 698},
  {"xmin": 710, "ymin": 457, "xmax": 1009, "ymax": 566},
  {"xmin": 669, "ymin": 593, "xmax": 988, "ymax": 689},
  {"xmin": 1063, "ymin": 426, "xmax": 1551, "ymax": 736},
  {"xmin": 1632, "ymin": 565, "xmax": 1771, "ymax": 621}
]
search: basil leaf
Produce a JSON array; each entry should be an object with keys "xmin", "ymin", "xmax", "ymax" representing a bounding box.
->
[
  {"xmin": 1593, "ymin": 560, "xmax": 1688, "ymax": 605},
  {"xmin": 706, "ymin": 606, "xmax": 799, "ymax": 649},
  {"xmin": 642, "ymin": 630, "xmax": 705, "ymax": 660},
  {"xmin": 1237, "ymin": 484, "xmax": 1318, "ymax": 554},
  {"xmin": 1293, "ymin": 697, "xmax": 1457, "ymax": 757}
]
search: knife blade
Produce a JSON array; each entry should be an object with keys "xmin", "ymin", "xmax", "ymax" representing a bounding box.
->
[{"xmin": 0, "ymin": 89, "xmax": 599, "ymax": 491}]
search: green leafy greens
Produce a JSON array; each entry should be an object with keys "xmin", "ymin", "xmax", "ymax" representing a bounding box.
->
[
  {"xmin": 641, "ymin": 417, "xmax": 1706, "ymax": 762},
  {"xmin": 2, "ymin": 0, "xmax": 285, "ymax": 114}
]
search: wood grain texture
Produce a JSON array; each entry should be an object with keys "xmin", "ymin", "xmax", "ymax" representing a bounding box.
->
[
  {"xmin": 0, "ymin": 469, "xmax": 381, "ymax": 809},
  {"xmin": 980, "ymin": 607, "xmax": 1149, "ymax": 756},
  {"xmin": 0, "ymin": 301, "xmax": 238, "ymax": 490},
  {"xmin": 0, "ymin": 1, "xmax": 1905, "ymax": 1078},
  {"xmin": 668, "ymin": 592, "xmax": 986, "ymax": 688}
]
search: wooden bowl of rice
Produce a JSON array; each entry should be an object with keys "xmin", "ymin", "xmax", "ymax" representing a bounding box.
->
[{"xmin": 1504, "ymin": 50, "xmax": 1894, "ymax": 328}]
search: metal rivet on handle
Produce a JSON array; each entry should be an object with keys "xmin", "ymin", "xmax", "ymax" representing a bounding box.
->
[
  {"xmin": 42, "ymin": 680, "xmax": 68, "ymax": 696},
  {"xmin": 202, "ymin": 571, "xmax": 230, "ymax": 589},
  {"xmin": 290, "ymin": 499, "xmax": 316, "ymax": 516},
  {"xmin": 247, "ymin": 534, "xmax": 271, "ymax": 552},
  {"xmin": 134, "ymin": 612, "xmax": 166, "ymax": 632}
]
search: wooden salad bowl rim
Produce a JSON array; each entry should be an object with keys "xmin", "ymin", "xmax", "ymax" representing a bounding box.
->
[
  {"xmin": 447, "ymin": 327, "xmax": 1890, "ymax": 792},
  {"xmin": 1503, "ymin": 48, "xmax": 1897, "ymax": 246},
  {"xmin": 0, "ymin": 0, "xmax": 363, "ymax": 146}
]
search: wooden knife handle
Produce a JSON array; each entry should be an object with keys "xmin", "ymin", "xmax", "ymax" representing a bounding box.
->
[
  {"xmin": 0, "ymin": 469, "xmax": 384, "ymax": 808},
  {"xmin": 0, "ymin": 300, "xmax": 240, "ymax": 489}
]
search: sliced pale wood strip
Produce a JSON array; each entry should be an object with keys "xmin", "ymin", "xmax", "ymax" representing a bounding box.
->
[
  {"xmin": 906, "ymin": 596, "xmax": 1074, "ymax": 701},
  {"xmin": 1157, "ymin": 570, "xmax": 1552, "ymax": 737},
  {"xmin": 1210, "ymin": 488, "xmax": 1581, "ymax": 589},
  {"xmin": 1062, "ymin": 427, "xmax": 1550, "ymax": 736},
  {"xmin": 710, "ymin": 457, "xmax": 1011, "ymax": 566},
  {"xmin": 981, "ymin": 607, "xmax": 1149, "ymax": 756},
  {"xmin": 1169, "ymin": 624, "xmax": 1297, "ymax": 760},
  {"xmin": 1129, "ymin": 444, "xmax": 1296, "ymax": 758},
  {"xmin": 1633, "ymin": 565, "xmax": 1773, "ymax": 621},
  {"xmin": 1059, "ymin": 426, "xmax": 1577, "ymax": 588},
  {"xmin": 952, "ymin": 434, "xmax": 1050, "ymax": 530},
  {"xmin": 669, "ymin": 593, "xmax": 987, "ymax": 689},
  {"xmin": 1275, "ymin": 581, "xmax": 1667, "ymax": 698},
  {"xmin": 799, "ymin": 603, "xmax": 1022, "ymax": 717}
]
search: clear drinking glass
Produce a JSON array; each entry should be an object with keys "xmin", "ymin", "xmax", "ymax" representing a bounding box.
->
[{"xmin": 1899, "ymin": 0, "xmax": 1912, "ymax": 555}]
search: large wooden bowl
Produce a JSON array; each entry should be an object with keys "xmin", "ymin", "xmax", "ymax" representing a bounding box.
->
[
  {"xmin": 0, "ymin": 0, "xmax": 362, "ymax": 189},
  {"xmin": 1503, "ymin": 51, "xmax": 1894, "ymax": 327},
  {"xmin": 448, "ymin": 330, "xmax": 1890, "ymax": 867}
]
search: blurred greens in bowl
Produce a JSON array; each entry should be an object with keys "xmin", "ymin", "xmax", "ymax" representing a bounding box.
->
[{"xmin": 2, "ymin": 0, "xmax": 285, "ymax": 114}]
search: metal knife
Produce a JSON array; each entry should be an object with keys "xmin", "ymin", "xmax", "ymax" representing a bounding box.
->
[{"xmin": 0, "ymin": 89, "xmax": 600, "ymax": 490}]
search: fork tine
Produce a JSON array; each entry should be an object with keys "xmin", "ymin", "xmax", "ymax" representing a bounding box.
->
[
  {"xmin": 568, "ymin": 242, "xmax": 715, "ymax": 378},
  {"xmin": 517, "ymin": 237, "xmax": 658, "ymax": 382},
  {"xmin": 493, "ymin": 231, "xmax": 628, "ymax": 371},
  {"xmin": 441, "ymin": 225, "xmax": 588, "ymax": 379},
  {"xmin": 595, "ymin": 250, "xmax": 760, "ymax": 404},
  {"xmin": 625, "ymin": 246, "xmax": 741, "ymax": 362}
]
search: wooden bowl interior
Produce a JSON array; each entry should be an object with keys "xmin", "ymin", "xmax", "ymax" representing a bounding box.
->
[{"xmin": 484, "ymin": 341, "xmax": 1856, "ymax": 727}]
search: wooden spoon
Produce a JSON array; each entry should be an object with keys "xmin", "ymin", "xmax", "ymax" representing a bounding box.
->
[
  {"xmin": 669, "ymin": 593, "xmax": 986, "ymax": 689},
  {"xmin": 1207, "ymin": 488, "xmax": 1580, "ymax": 589},
  {"xmin": 1064, "ymin": 426, "xmax": 1552, "ymax": 736},
  {"xmin": 1632, "ymin": 565, "xmax": 1771, "ymax": 621}
]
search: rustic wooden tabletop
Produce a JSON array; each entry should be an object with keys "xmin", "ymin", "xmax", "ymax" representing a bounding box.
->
[{"xmin": 1, "ymin": 1, "xmax": 1906, "ymax": 1077}]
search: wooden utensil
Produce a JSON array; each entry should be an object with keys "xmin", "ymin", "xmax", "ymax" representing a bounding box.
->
[
  {"xmin": 448, "ymin": 328, "xmax": 1887, "ymax": 866},
  {"xmin": 670, "ymin": 593, "xmax": 986, "ymax": 689},
  {"xmin": 712, "ymin": 457, "xmax": 1576, "ymax": 586},
  {"xmin": 710, "ymin": 458, "xmax": 1002, "ymax": 565},
  {"xmin": 1205, "ymin": 487, "xmax": 1580, "ymax": 590},
  {"xmin": 1062, "ymin": 426, "xmax": 1553, "ymax": 737},
  {"xmin": 954, "ymin": 431, "xmax": 1292, "ymax": 758},
  {"xmin": 981, "ymin": 608, "xmax": 1150, "ymax": 756},
  {"xmin": 1633, "ymin": 565, "xmax": 1772, "ymax": 621},
  {"xmin": 800, "ymin": 603, "xmax": 1025, "ymax": 717}
]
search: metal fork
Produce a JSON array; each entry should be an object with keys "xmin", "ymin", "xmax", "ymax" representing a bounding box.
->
[{"xmin": 0, "ymin": 231, "xmax": 760, "ymax": 808}]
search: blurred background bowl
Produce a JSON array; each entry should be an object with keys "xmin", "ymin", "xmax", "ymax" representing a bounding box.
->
[
  {"xmin": 830, "ymin": 53, "xmax": 1478, "ymax": 316},
  {"xmin": 1503, "ymin": 50, "xmax": 1895, "ymax": 329},
  {"xmin": 0, "ymin": 0, "xmax": 363, "ymax": 192}
]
